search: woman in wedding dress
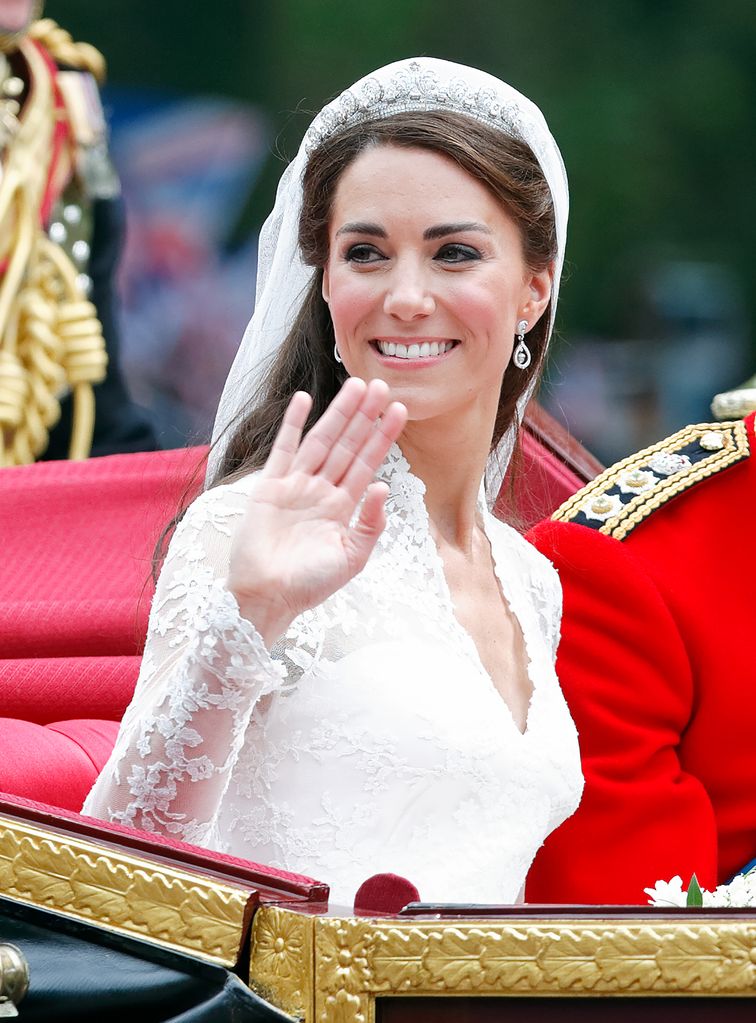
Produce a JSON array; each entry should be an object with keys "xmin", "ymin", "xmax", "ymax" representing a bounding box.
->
[{"xmin": 83, "ymin": 58, "xmax": 583, "ymax": 906}]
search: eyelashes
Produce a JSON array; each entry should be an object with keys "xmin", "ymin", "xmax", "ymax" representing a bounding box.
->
[
  {"xmin": 435, "ymin": 243, "xmax": 482, "ymax": 263},
  {"xmin": 343, "ymin": 242, "xmax": 483, "ymax": 264},
  {"xmin": 344, "ymin": 243, "xmax": 384, "ymax": 264}
]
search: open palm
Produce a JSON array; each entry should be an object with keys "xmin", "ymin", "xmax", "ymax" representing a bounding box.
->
[{"xmin": 228, "ymin": 378, "xmax": 407, "ymax": 646}]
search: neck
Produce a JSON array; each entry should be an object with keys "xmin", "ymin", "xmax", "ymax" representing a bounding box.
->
[{"xmin": 398, "ymin": 412, "xmax": 494, "ymax": 552}]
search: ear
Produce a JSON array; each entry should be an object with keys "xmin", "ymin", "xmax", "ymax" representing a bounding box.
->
[
  {"xmin": 322, "ymin": 266, "xmax": 330, "ymax": 305},
  {"xmin": 519, "ymin": 264, "xmax": 553, "ymax": 328}
]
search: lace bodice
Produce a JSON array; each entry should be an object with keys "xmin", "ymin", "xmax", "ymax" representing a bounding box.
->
[{"xmin": 83, "ymin": 446, "xmax": 583, "ymax": 905}]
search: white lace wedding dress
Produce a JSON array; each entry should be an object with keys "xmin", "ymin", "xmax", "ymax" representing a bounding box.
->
[{"xmin": 83, "ymin": 446, "xmax": 583, "ymax": 906}]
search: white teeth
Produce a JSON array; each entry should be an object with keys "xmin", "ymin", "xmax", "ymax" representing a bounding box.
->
[{"xmin": 376, "ymin": 340, "xmax": 455, "ymax": 359}]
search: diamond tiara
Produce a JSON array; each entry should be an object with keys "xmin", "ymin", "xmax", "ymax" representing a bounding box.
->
[{"xmin": 304, "ymin": 59, "xmax": 534, "ymax": 155}]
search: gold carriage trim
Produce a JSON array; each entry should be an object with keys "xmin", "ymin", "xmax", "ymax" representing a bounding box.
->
[
  {"xmin": 249, "ymin": 905, "xmax": 756, "ymax": 1022},
  {"xmin": 0, "ymin": 815, "xmax": 253, "ymax": 966},
  {"xmin": 552, "ymin": 420, "xmax": 750, "ymax": 541}
]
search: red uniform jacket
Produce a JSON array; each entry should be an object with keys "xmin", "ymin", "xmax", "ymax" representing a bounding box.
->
[{"xmin": 526, "ymin": 413, "xmax": 756, "ymax": 904}]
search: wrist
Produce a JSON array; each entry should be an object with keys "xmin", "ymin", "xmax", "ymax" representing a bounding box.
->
[{"xmin": 226, "ymin": 582, "xmax": 293, "ymax": 649}]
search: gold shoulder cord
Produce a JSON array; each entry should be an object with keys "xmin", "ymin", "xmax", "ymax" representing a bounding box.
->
[
  {"xmin": 551, "ymin": 420, "xmax": 750, "ymax": 541},
  {"xmin": 28, "ymin": 18, "xmax": 106, "ymax": 83},
  {"xmin": 0, "ymin": 21, "xmax": 107, "ymax": 466}
]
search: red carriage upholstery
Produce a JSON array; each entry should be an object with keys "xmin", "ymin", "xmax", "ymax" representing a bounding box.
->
[
  {"xmin": 0, "ymin": 446, "xmax": 205, "ymax": 809},
  {"xmin": 0, "ymin": 404, "xmax": 600, "ymax": 812}
]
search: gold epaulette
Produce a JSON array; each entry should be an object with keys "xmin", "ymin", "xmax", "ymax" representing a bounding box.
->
[
  {"xmin": 28, "ymin": 18, "xmax": 106, "ymax": 83},
  {"xmin": 552, "ymin": 420, "xmax": 750, "ymax": 541}
]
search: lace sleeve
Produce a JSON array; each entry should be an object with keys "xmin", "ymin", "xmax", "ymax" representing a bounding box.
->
[{"xmin": 81, "ymin": 480, "xmax": 286, "ymax": 844}]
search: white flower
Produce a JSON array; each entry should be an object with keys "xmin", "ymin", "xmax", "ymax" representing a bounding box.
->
[
  {"xmin": 707, "ymin": 871, "xmax": 756, "ymax": 907},
  {"xmin": 646, "ymin": 869, "xmax": 756, "ymax": 908},
  {"xmin": 644, "ymin": 875, "xmax": 687, "ymax": 906}
]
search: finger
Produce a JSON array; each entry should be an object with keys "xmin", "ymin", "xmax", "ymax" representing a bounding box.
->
[
  {"xmin": 349, "ymin": 481, "xmax": 389, "ymax": 568},
  {"xmin": 290, "ymin": 377, "xmax": 368, "ymax": 475},
  {"xmin": 262, "ymin": 391, "xmax": 313, "ymax": 478},
  {"xmin": 341, "ymin": 401, "xmax": 408, "ymax": 504},
  {"xmin": 318, "ymin": 378, "xmax": 391, "ymax": 485}
]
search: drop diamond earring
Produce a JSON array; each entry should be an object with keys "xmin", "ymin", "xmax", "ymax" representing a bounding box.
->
[{"xmin": 513, "ymin": 319, "xmax": 531, "ymax": 370}]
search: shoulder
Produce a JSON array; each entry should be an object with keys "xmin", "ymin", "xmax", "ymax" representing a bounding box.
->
[
  {"xmin": 549, "ymin": 418, "xmax": 752, "ymax": 542},
  {"xmin": 184, "ymin": 472, "xmax": 258, "ymax": 518},
  {"xmin": 166, "ymin": 473, "xmax": 259, "ymax": 558}
]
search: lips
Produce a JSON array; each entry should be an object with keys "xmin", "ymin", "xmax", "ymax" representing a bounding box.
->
[{"xmin": 374, "ymin": 339, "xmax": 457, "ymax": 359}]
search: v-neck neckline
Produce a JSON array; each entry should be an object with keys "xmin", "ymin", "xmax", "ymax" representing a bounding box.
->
[{"xmin": 379, "ymin": 444, "xmax": 539, "ymax": 736}]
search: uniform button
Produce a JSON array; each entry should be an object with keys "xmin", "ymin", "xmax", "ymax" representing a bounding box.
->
[
  {"xmin": 3, "ymin": 76, "xmax": 24, "ymax": 98},
  {"xmin": 699, "ymin": 431, "xmax": 725, "ymax": 451},
  {"xmin": 72, "ymin": 240, "xmax": 90, "ymax": 263},
  {"xmin": 63, "ymin": 204, "xmax": 83, "ymax": 225}
]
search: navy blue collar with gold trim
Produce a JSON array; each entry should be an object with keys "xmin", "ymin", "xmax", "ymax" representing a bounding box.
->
[{"xmin": 552, "ymin": 421, "xmax": 750, "ymax": 541}]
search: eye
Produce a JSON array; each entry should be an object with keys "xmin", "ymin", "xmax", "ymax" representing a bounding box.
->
[
  {"xmin": 435, "ymin": 243, "xmax": 482, "ymax": 263},
  {"xmin": 344, "ymin": 243, "xmax": 386, "ymax": 264}
]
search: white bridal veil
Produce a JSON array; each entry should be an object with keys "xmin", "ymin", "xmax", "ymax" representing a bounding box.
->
[{"xmin": 208, "ymin": 57, "xmax": 569, "ymax": 496}]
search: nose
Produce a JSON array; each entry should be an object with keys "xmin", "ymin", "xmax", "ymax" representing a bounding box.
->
[{"xmin": 382, "ymin": 263, "xmax": 435, "ymax": 321}]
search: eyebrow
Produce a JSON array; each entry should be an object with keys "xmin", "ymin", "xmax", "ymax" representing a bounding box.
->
[
  {"xmin": 334, "ymin": 221, "xmax": 492, "ymax": 239},
  {"xmin": 335, "ymin": 222, "xmax": 386, "ymax": 238},
  {"xmin": 424, "ymin": 222, "xmax": 492, "ymax": 240}
]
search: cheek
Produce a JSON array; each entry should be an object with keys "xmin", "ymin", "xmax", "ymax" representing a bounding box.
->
[
  {"xmin": 445, "ymin": 279, "xmax": 509, "ymax": 335},
  {"xmin": 327, "ymin": 270, "xmax": 378, "ymax": 336}
]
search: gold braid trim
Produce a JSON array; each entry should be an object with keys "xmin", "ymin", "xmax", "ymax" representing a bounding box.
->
[
  {"xmin": 28, "ymin": 18, "xmax": 106, "ymax": 83},
  {"xmin": 551, "ymin": 420, "xmax": 750, "ymax": 540},
  {"xmin": 0, "ymin": 36, "xmax": 107, "ymax": 465},
  {"xmin": 0, "ymin": 234, "xmax": 108, "ymax": 465}
]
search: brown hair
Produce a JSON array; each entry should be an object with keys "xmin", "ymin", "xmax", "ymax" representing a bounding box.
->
[{"xmin": 207, "ymin": 110, "xmax": 557, "ymax": 489}]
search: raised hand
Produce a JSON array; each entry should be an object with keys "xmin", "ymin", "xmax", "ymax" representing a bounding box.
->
[{"xmin": 227, "ymin": 377, "xmax": 407, "ymax": 647}]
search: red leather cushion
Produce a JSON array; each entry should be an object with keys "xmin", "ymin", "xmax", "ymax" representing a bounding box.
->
[
  {"xmin": 0, "ymin": 658, "xmax": 140, "ymax": 723},
  {"xmin": 0, "ymin": 719, "xmax": 120, "ymax": 810},
  {"xmin": 0, "ymin": 449, "xmax": 205, "ymax": 807},
  {"xmin": 0, "ymin": 446, "xmax": 206, "ymax": 659}
]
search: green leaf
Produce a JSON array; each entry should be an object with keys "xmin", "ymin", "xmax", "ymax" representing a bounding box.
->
[{"xmin": 686, "ymin": 874, "xmax": 703, "ymax": 907}]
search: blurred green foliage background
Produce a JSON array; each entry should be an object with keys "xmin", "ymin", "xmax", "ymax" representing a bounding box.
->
[{"xmin": 47, "ymin": 0, "xmax": 756, "ymax": 356}]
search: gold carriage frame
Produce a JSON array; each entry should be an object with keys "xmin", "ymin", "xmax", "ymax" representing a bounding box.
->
[
  {"xmin": 249, "ymin": 903, "xmax": 756, "ymax": 1021},
  {"xmin": 2, "ymin": 810, "xmax": 755, "ymax": 1021}
]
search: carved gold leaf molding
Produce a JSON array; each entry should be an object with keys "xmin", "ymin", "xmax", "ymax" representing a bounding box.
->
[
  {"xmin": 249, "ymin": 904, "xmax": 314, "ymax": 1020},
  {"xmin": 0, "ymin": 816, "xmax": 252, "ymax": 965},
  {"xmin": 248, "ymin": 906, "xmax": 756, "ymax": 1023}
]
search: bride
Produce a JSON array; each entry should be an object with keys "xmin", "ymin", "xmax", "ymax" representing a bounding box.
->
[{"xmin": 83, "ymin": 57, "xmax": 583, "ymax": 906}]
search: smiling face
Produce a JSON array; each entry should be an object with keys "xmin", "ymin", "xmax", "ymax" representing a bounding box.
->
[{"xmin": 322, "ymin": 144, "xmax": 551, "ymax": 436}]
